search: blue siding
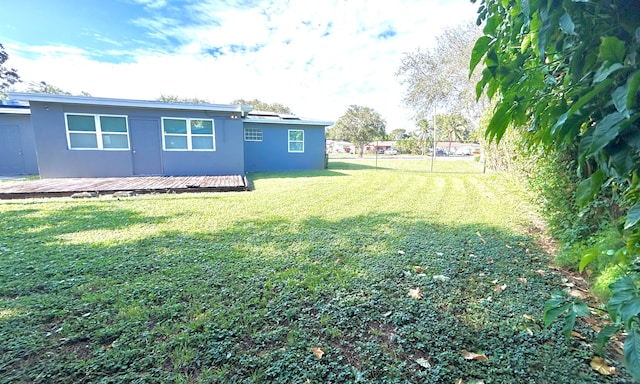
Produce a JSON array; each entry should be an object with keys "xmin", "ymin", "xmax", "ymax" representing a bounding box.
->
[
  {"xmin": 243, "ymin": 122, "xmax": 326, "ymax": 172},
  {"xmin": 0, "ymin": 112, "xmax": 38, "ymax": 175},
  {"xmin": 29, "ymin": 101, "xmax": 244, "ymax": 178}
]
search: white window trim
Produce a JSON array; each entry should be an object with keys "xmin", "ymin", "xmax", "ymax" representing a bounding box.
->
[
  {"xmin": 288, "ymin": 129, "xmax": 304, "ymax": 153},
  {"xmin": 244, "ymin": 127, "xmax": 263, "ymax": 142},
  {"xmin": 161, "ymin": 117, "xmax": 216, "ymax": 151},
  {"xmin": 65, "ymin": 113, "xmax": 130, "ymax": 151}
]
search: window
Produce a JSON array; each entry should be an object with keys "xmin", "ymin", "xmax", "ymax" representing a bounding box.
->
[
  {"xmin": 65, "ymin": 114, "xmax": 129, "ymax": 150},
  {"xmin": 244, "ymin": 127, "xmax": 263, "ymax": 141},
  {"xmin": 288, "ymin": 129, "xmax": 304, "ymax": 152},
  {"xmin": 162, "ymin": 118, "xmax": 215, "ymax": 151}
]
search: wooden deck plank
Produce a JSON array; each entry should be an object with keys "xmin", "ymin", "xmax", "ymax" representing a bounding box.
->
[{"xmin": 0, "ymin": 175, "xmax": 248, "ymax": 199}]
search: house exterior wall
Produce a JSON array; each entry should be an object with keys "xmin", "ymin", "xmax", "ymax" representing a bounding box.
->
[
  {"xmin": 243, "ymin": 121, "xmax": 326, "ymax": 172},
  {"xmin": 0, "ymin": 112, "xmax": 39, "ymax": 176},
  {"xmin": 28, "ymin": 101, "xmax": 244, "ymax": 178}
]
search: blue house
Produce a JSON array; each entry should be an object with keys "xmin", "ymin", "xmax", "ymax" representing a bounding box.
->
[{"xmin": 2, "ymin": 93, "xmax": 332, "ymax": 178}]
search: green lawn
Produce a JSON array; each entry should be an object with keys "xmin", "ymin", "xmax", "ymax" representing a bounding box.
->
[{"xmin": 0, "ymin": 159, "xmax": 630, "ymax": 383}]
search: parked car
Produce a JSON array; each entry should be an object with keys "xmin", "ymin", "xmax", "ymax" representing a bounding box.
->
[
  {"xmin": 384, "ymin": 148, "xmax": 398, "ymax": 155},
  {"xmin": 435, "ymin": 149, "xmax": 448, "ymax": 156}
]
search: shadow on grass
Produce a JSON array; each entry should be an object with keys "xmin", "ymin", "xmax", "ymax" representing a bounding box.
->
[
  {"xmin": 0, "ymin": 208, "xmax": 629, "ymax": 383},
  {"xmin": 247, "ymin": 169, "xmax": 347, "ymax": 182},
  {"xmin": 328, "ymin": 161, "xmax": 390, "ymax": 171}
]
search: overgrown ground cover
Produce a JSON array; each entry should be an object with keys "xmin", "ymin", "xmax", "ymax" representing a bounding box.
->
[{"xmin": 0, "ymin": 159, "xmax": 631, "ymax": 383}]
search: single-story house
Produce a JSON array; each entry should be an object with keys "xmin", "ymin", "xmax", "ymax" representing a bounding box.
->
[{"xmin": 1, "ymin": 93, "xmax": 332, "ymax": 178}]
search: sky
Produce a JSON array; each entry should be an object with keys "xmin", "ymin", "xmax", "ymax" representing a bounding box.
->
[{"xmin": 0, "ymin": 0, "xmax": 479, "ymax": 130}]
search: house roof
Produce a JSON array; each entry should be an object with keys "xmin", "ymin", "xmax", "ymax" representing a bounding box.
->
[
  {"xmin": 244, "ymin": 111, "xmax": 333, "ymax": 127},
  {"xmin": 0, "ymin": 99, "xmax": 30, "ymax": 115},
  {"xmin": 7, "ymin": 92, "xmax": 253, "ymax": 114}
]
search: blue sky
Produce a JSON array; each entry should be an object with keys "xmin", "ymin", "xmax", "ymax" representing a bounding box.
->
[{"xmin": 1, "ymin": 0, "xmax": 479, "ymax": 130}]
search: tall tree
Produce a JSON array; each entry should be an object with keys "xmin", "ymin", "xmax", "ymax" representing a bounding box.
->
[
  {"xmin": 0, "ymin": 43, "xmax": 20, "ymax": 99},
  {"xmin": 472, "ymin": 0, "xmax": 640, "ymax": 378},
  {"xmin": 231, "ymin": 98, "xmax": 292, "ymax": 114},
  {"xmin": 26, "ymin": 81, "xmax": 72, "ymax": 95},
  {"xmin": 396, "ymin": 22, "xmax": 487, "ymax": 124},
  {"xmin": 330, "ymin": 105, "xmax": 386, "ymax": 157}
]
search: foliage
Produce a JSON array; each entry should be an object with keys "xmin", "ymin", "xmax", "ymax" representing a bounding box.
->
[
  {"xmin": 0, "ymin": 159, "xmax": 631, "ymax": 382},
  {"xmin": 25, "ymin": 81, "xmax": 72, "ymax": 95},
  {"xmin": 397, "ymin": 22, "xmax": 488, "ymax": 124},
  {"xmin": 231, "ymin": 98, "xmax": 292, "ymax": 114},
  {"xmin": 0, "ymin": 43, "xmax": 20, "ymax": 99},
  {"xmin": 328, "ymin": 105, "xmax": 386, "ymax": 157},
  {"xmin": 472, "ymin": 0, "xmax": 640, "ymax": 378},
  {"xmin": 158, "ymin": 94, "xmax": 211, "ymax": 104}
]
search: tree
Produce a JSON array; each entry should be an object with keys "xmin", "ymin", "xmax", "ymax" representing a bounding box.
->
[
  {"xmin": 389, "ymin": 128, "xmax": 408, "ymax": 141},
  {"xmin": 231, "ymin": 98, "xmax": 292, "ymax": 114},
  {"xmin": 0, "ymin": 43, "xmax": 20, "ymax": 99},
  {"xmin": 472, "ymin": 0, "xmax": 640, "ymax": 378},
  {"xmin": 436, "ymin": 113, "xmax": 474, "ymax": 153},
  {"xmin": 158, "ymin": 95, "xmax": 210, "ymax": 103},
  {"xmin": 396, "ymin": 22, "xmax": 487, "ymax": 124},
  {"xmin": 26, "ymin": 81, "xmax": 72, "ymax": 95},
  {"xmin": 330, "ymin": 105, "xmax": 386, "ymax": 157}
]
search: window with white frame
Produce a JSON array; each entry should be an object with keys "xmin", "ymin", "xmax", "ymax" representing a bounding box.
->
[
  {"xmin": 65, "ymin": 114, "xmax": 129, "ymax": 150},
  {"xmin": 162, "ymin": 118, "xmax": 215, "ymax": 151},
  {"xmin": 288, "ymin": 129, "xmax": 304, "ymax": 152},
  {"xmin": 244, "ymin": 127, "xmax": 263, "ymax": 141}
]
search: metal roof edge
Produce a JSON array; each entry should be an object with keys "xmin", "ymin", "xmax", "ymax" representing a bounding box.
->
[
  {"xmin": 0, "ymin": 107, "xmax": 31, "ymax": 115},
  {"xmin": 7, "ymin": 92, "xmax": 251, "ymax": 113},
  {"xmin": 243, "ymin": 118, "xmax": 333, "ymax": 126}
]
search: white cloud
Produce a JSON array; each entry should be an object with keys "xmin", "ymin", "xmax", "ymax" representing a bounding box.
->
[{"xmin": 6, "ymin": 0, "xmax": 479, "ymax": 130}]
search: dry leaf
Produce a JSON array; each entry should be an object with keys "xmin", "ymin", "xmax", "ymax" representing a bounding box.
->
[
  {"xmin": 461, "ymin": 350, "xmax": 489, "ymax": 361},
  {"xmin": 536, "ymin": 269, "xmax": 546, "ymax": 276},
  {"xmin": 526, "ymin": 327, "xmax": 533, "ymax": 336},
  {"xmin": 518, "ymin": 278, "xmax": 528, "ymax": 284},
  {"xmin": 571, "ymin": 331, "xmax": 587, "ymax": 341},
  {"xmin": 408, "ymin": 287, "xmax": 423, "ymax": 299},
  {"xmin": 382, "ymin": 311, "xmax": 392, "ymax": 317},
  {"xmin": 590, "ymin": 357, "xmax": 615, "ymax": 376},
  {"xmin": 522, "ymin": 314, "xmax": 534, "ymax": 321},
  {"xmin": 486, "ymin": 258, "xmax": 494, "ymax": 264},
  {"xmin": 310, "ymin": 347, "xmax": 324, "ymax": 359},
  {"xmin": 334, "ymin": 258, "xmax": 342, "ymax": 264},
  {"xmin": 567, "ymin": 289, "xmax": 586, "ymax": 299},
  {"xmin": 592, "ymin": 325, "xmax": 602, "ymax": 333},
  {"xmin": 413, "ymin": 266, "xmax": 424, "ymax": 273},
  {"xmin": 455, "ymin": 379, "xmax": 464, "ymax": 384},
  {"xmin": 476, "ymin": 231, "xmax": 487, "ymax": 243},
  {"xmin": 398, "ymin": 250, "xmax": 405, "ymax": 255},
  {"xmin": 562, "ymin": 282, "xmax": 575, "ymax": 288},
  {"xmin": 416, "ymin": 357, "xmax": 431, "ymax": 369},
  {"xmin": 491, "ymin": 279, "xmax": 499, "ymax": 284},
  {"xmin": 493, "ymin": 284, "xmax": 507, "ymax": 292},
  {"xmin": 433, "ymin": 275, "xmax": 450, "ymax": 282},
  {"xmin": 505, "ymin": 244, "xmax": 513, "ymax": 249},
  {"xmin": 525, "ymin": 248, "xmax": 531, "ymax": 254},
  {"xmin": 478, "ymin": 272, "xmax": 486, "ymax": 277}
]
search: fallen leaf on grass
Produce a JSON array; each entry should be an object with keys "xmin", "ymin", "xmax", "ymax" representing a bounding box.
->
[
  {"xmin": 334, "ymin": 258, "xmax": 342, "ymax": 264},
  {"xmin": 476, "ymin": 231, "xmax": 487, "ymax": 243},
  {"xmin": 522, "ymin": 314, "xmax": 534, "ymax": 321},
  {"xmin": 433, "ymin": 275, "xmax": 450, "ymax": 282},
  {"xmin": 567, "ymin": 289, "xmax": 586, "ymax": 299},
  {"xmin": 505, "ymin": 244, "xmax": 513, "ymax": 249},
  {"xmin": 535, "ymin": 269, "xmax": 546, "ymax": 276},
  {"xmin": 413, "ymin": 266, "xmax": 424, "ymax": 273},
  {"xmin": 493, "ymin": 284, "xmax": 507, "ymax": 293},
  {"xmin": 518, "ymin": 278, "xmax": 528, "ymax": 284},
  {"xmin": 416, "ymin": 358, "xmax": 431, "ymax": 369},
  {"xmin": 310, "ymin": 347, "xmax": 324, "ymax": 359},
  {"xmin": 462, "ymin": 350, "xmax": 489, "ymax": 361},
  {"xmin": 408, "ymin": 287, "xmax": 423, "ymax": 299},
  {"xmin": 590, "ymin": 357, "xmax": 615, "ymax": 375},
  {"xmin": 398, "ymin": 250, "xmax": 405, "ymax": 255},
  {"xmin": 571, "ymin": 331, "xmax": 587, "ymax": 341},
  {"xmin": 486, "ymin": 258, "xmax": 494, "ymax": 264}
]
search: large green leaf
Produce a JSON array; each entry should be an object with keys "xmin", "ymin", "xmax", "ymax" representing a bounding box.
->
[
  {"xmin": 613, "ymin": 83, "xmax": 630, "ymax": 117},
  {"xmin": 543, "ymin": 303, "xmax": 571, "ymax": 328},
  {"xmin": 587, "ymin": 112, "xmax": 626, "ymax": 157},
  {"xmin": 559, "ymin": 12, "xmax": 576, "ymax": 35},
  {"xmin": 621, "ymin": 297, "xmax": 640, "ymax": 327},
  {"xmin": 470, "ymin": 36, "xmax": 493, "ymax": 77},
  {"xmin": 628, "ymin": 70, "xmax": 640, "ymax": 109},
  {"xmin": 575, "ymin": 169, "xmax": 604, "ymax": 206},
  {"xmin": 625, "ymin": 202, "xmax": 640, "ymax": 230},
  {"xmin": 593, "ymin": 63, "xmax": 624, "ymax": 84},
  {"xmin": 579, "ymin": 248, "xmax": 598, "ymax": 273},
  {"xmin": 609, "ymin": 276, "xmax": 638, "ymax": 322},
  {"xmin": 624, "ymin": 324, "xmax": 640, "ymax": 381},
  {"xmin": 596, "ymin": 324, "xmax": 623, "ymax": 355},
  {"xmin": 599, "ymin": 36, "xmax": 626, "ymax": 63}
]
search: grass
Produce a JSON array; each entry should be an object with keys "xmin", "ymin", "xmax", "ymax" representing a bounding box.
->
[{"xmin": 0, "ymin": 159, "xmax": 631, "ymax": 383}]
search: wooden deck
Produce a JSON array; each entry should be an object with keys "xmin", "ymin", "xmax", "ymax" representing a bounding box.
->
[{"xmin": 0, "ymin": 175, "xmax": 249, "ymax": 199}]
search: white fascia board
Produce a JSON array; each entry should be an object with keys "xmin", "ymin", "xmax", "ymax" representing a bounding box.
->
[
  {"xmin": 0, "ymin": 107, "xmax": 31, "ymax": 115},
  {"xmin": 7, "ymin": 92, "xmax": 252, "ymax": 114},
  {"xmin": 243, "ymin": 118, "xmax": 334, "ymax": 126}
]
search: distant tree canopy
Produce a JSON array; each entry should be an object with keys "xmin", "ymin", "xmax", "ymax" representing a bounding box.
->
[
  {"xmin": 26, "ymin": 82, "xmax": 72, "ymax": 95},
  {"xmin": 231, "ymin": 99, "xmax": 293, "ymax": 114},
  {"xmin": 158, "ymin": 95, "xmax": 210, "ymax": 104},
  {"xmin": 329, "ymin": 105, "xmax": 386, "ymax": 157},
  {"xmin": 0, "ymin": 43, "xmax": 20, "ymax": 99},
  {"xmin": 397, "ymin": 22, "xmax": 486, "ymax": 124}
]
